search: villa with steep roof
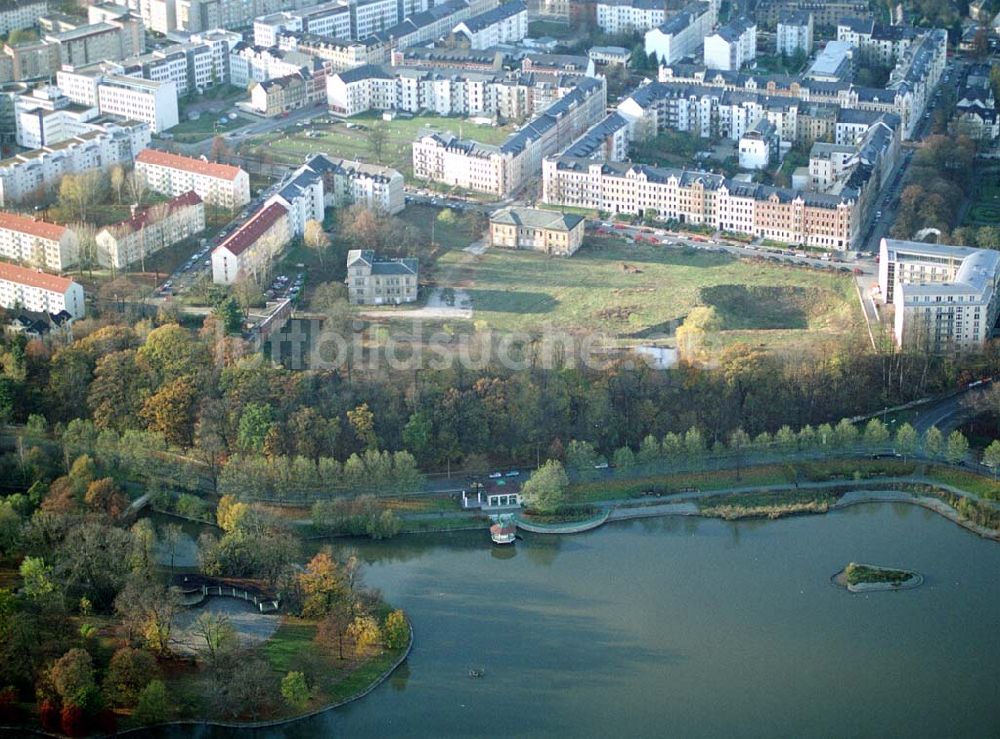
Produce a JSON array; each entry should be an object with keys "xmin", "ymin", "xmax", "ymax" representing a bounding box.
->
[
  {"xmin": 489, "ymin": 207, "xmax": 585, "ymax": 255},
  {"xmin": 346, "ymin": 249, "xmax": 418, "ymax": 305}
]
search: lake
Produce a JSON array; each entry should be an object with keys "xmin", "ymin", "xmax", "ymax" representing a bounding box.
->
[{"xmin": 159, "ymin": 503, "xmax": 1000, "ymax": 737}]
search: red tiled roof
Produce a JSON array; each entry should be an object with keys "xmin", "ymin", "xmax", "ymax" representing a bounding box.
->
[
  {"xmin": 214, "ymin": 202, "xmax": 288, "ymax": 257},
  {"xmin": 0, "ymin": 260, "xmax": 75, "ymax": 293},
  {"xmin": 135, "ymin": 149, "xmax": 244, "ymax": 182},
  {"xmin": 106, "ymin": 190, "xmax": 203, "ymax": 235},
  {"xmin": 0, "ymin": 211, "xmax": 68, "ymax": 242}
]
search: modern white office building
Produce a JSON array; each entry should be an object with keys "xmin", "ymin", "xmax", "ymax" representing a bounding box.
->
[{"xmin": 879, "ymin": 238, "xmax": 1000, "ymax": 352}]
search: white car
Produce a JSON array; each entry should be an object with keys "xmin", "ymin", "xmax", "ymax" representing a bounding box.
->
[{"xmin": 488, "ymin": 472, "xmax": 502, "ymax": 479}]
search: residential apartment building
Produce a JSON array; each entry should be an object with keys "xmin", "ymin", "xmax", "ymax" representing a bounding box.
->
[
  {"xmin": 0, "ymin": 120, "xmax": 149, "ymax": 206},
  {"xmin": 0, "ymin": 261, "xmax": 85, "ymax": 319},
  {"xmin": 0, "ymin": 211, "xmax": 78, "ymax": 271},
  {"xmin": 106, "ymin": 42, "xmax": 215, "ymax": 97},
  {"xmin": 755, "ymin": 0, "xmax": 869, "ymax": 28},
  {"xmin": 954, "ymin": 63, "xmax": 999, "ymax": 140},
  {"xmin": 449, "ymin": 0, "xmax": 526, "ymax": 49},
  {"xmin": 265, "ymin": 162, "xmax": 323, "ymax": 235},
  {"xmin": 488, "ymin": 207, "xmax": 584, "ymax": 256},
  {"xmin": 229, "ymin": 43, "xmax": 320, "ymax": 87},
  {"xmin": 704, "ymin": 17, "xmax": 756, "ymax": 71},
  {"xmin": 3, "ymin": 38, "xmax": 61, "ymax": 81},
  {"xmin": 211, "ymin": 201, "xmax": 291, "ymax": 284},
  {"xmin": 254, "ymin": 3, "xmax": 352, "ymax": 47},
  {"xmin": 837, "ymin": 18, "xmax": 919, "ymax": 65},
  {"xmin": 542, "ymin": 157, "xmax": 861, "ymax": 250},
  {"xmin": 560, "ymin": 111, "xmax": 630, "ymax": 161},
  {"xmin": 879, "ymin": 238, "xmax": 1000, "ymax": 352},
  {"xmin": 595, "ymin": 0, "xmax": 666, "ymax": 35},
  {"xmin": 412, "ymin": 76, "xmax": 606, "ymax": 197},
  {"xmin": 346, "ymin": 248, "xmax": 417, "ymax": 305},
  {"xmin": 352, "ymin": 0, "xmax": 398, "ymax": 38},
  {"xmin": 15, "ymin": 86, "xmax": 97, "ymax": 148},
  {"xmin": 96, "ymin": 190, "xmax": 205, "ymax": 269},
  {"xmin": 738, "ymin": 117, "xmax": 777, "ymax": 170},
  {"xmin": 97, "ymin": 75, "xmax": 178, "ymax": 133},
  {"xmin": 303, "ymin": 153, "xmax": 404, "ymax": 213},
  {"xmin": 249, "ymin": 70, "xmax": 317, "ymax": 116},
  {"xmin": 644, "ymin": 1, "xmax": 716, "ymax": 66},
  {"xmin": 521, "ymin": 52, "xmax": 592, "ymax": 77},
  {"xmin": 369, "ymin": 0, "xmax": 471, "ymax": 51},
  {"xmin": 190, "ymin": 29, "xmax": 243, "ymax": 84},
  {"xmin": 0, "ymin": 0, "xmax": 47, "ymax": 37},
  {"xmin": 776, "ymin": 10, "xmax": 812, "ymax": 56},
  {"xmin": 327, "ymin": 62, "xmax": 584, "ymax": 119},
  {"xmin": 135, "ymin": 149, "xmax": 250, "ymax": 210},
  {"xmin": 279, "ymin": 33, "xmax": 387, "ymax": 71}
]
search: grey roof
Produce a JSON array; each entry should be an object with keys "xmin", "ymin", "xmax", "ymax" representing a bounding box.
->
[
  {"xmin": 652, "ymin": 1, "xmax": 709, "ymax": 36},
  {"xmin": 838, "ymin": 16, "xmax": 874, "ymax": 34},
  {"xmin": 562, "ymin": 112, "xmax": 629, "ymax": 157},
  {"xmin": 490, "ymin": 207, "xmax": 584, "ymax": 231},
  {"xmin": 456, "ymin": 0, "xmax": 525, "ymax": 33},
  {"xmin": 885, "ymin": 239, "xmax": 1000, "ymax": 301},
  {"xmin": 335, "ymin": 63, "xmax": 392, "ymax": 83},
  {"xmin": 778, "ymin": 9, "xmax": 812, "ymax": 25},
  {"xmin": 348, "ymin": 248, "xmax": 418, "ymax": 276},
  {"xmin": 304, "ymin": 154, "xmax": 401, "ymax": 183}
]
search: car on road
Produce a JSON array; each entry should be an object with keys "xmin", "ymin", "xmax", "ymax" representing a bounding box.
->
[
  {"xmin": 594, "ymin": 462, "xmax": 609, "ymax": 470},
  {"xmin": 488, "ymin": 472, "xmax": 502, "ymax": 479},
  {"xmin": 504, "ymin": 470, "xmax": 520, "ymax": 477},
  {"xmin": 875, "ymin": 211, "xmax": 882, "ymax": 220}
]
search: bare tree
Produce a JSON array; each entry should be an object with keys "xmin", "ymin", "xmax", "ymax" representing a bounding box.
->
[
  {"xmin": 110, "ymin": 165, "xmax": 126, "ymax": 205},
  {"xmin": 127, "ymin": 170, "xmax": 149, "ymax": 207},
  {"xmin": 303, "ymin": 219, "xmax": 331, "ymax": 266}
]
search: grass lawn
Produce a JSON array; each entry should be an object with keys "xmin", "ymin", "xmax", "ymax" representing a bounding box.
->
[
  {"xmin": 264, "ymin": 619, "xmax": 316, "ymax": 673},
  {"xmin": 242, "ymin": 113, "xmax": 517, "ymax": 176},
  {"xmin": 963, "ymin": 166, "xmax": 1000, "ymax": 225},
  {"xmin": 424, "ymin": 236, "xmax": 863, "ymax": 349},
  {"xmin": 926, "ymin": 466, "xmax": 1000, "ymax": 501},
  {"xmin": 169, "ymin": 114, "xmax": 252, "ymax": 144}
]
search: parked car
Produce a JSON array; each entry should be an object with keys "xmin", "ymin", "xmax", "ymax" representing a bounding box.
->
[
  {"xmin": 488, "ymin": 472, "xmax": 502, "ymax": 479},
  {"xmin": 504, "ymin": 470, "xmax": 520, "ymax": 477}
]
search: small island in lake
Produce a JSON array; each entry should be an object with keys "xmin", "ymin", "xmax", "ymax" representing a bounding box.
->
[{"xmin": 833, "ymin": 562, "xmax": 924, "ymax": 593}]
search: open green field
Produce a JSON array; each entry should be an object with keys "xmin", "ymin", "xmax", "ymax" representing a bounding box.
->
[
  {"xmin": 426, "ymin": 237, "xmax": 863, "ymax": 348},
  {"xmin": 242, "ymin": 113, "xmax": 516, "ymax": 176},
  {"xmin": 169, "ymin": 114, "xmax": 252, "ymax": 144},
  {"xmin": 964, "ymin": 166, "xmax": 1000, "ymax": 225}
]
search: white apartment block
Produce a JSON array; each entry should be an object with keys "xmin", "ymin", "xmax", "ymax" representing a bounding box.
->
[
  {"xmin": 369, "ymin": 0, "xmax": 471, "ymax": 51},
  {"xmin": 135, "ymin": 148, "xmax": 250, "ymax": 210},
  {"xmin": 412, "ymin": 76, "xmax": 606, "ymax": 198},
  {"xmin": 450, "ymin": 0, "xmax": 526, "ymax": 49},
  {"xmin": 278, "ymin": 33, "xmax": 384, "ymax": 72},
  {"xmin": 109, "ymin": 42, "xmax": 215, "ymax": 97},
  {"xmin": 738, "ymin": 117, "xmax": 777, "ymax": 170},
  {"xmin": 0, "ymin": 261, "xmax": 85, "ymax": 319},
  {"xmin": 596, "ymin": 0, "xmax": 666, "ymax": 35},
  {"xmin": 211, "ymin": 201, "xmax": 291, "ymax": 285},
  {"xmin": 15, "ymin": 86, "xmax": 98, "ymax": 148},
  {"xmin": 304, "ymin": 153, "xmax": 404, "ymax": 214},
  {"xmin": 644, "ymin": 1, "xmax": 715, "ymax": 66},
  {"xmin": 255, "ymin": 3, "xmax": 351, "ymax": 47},
  {"xmin": 776, "ymin": 10, "xmax": 812, "ymax": 56},
  {"xmin": 97, "ymin": 75, "xmax": 178, "ymax": 133},
  {"xmin": 0, "ymin": 211, "xmax": 78, "ymax": 272},
  {"xmin": 190, "ymin": 29, "xmax": 243, "ymax": 85},
  {"xmin": 327, "ymin": 63, "xmax": 582, "ymax": 119},
  {"xmin": 352, "ymin": 0, "xmax": 398, "ymax": 39},
  {"xmin": 0, "ymin": 0, "xmax": 47, "ymax": 37},
  {"xmin": 266, "ymin": 164, "xmax": 323, "ymax": 235},
  {"xmin": 703, "ymin": 18, "xmax": 756, "ymax": 72},
  {"xmin": 543, "ymin": 157, "xmax": 860, "ymax": 250},
  {"xmin": 96, "ymin": 190, "xmax": 205, "ymax": 269},
  {"xmin": 0, "ymin": 120, "xmax": 149, "ymax": 207},
  {"xmin": 879, "ymin": 238, "xmax": 1000, "ymax": 352},
  {"xmin": 229, "ymin": 43, "xmax": 316, "ymax": 87}
]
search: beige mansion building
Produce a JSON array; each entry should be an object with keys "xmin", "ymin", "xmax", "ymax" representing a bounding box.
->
[
  {"xmin": 347, "ymin": 249, "xmax": 418, "ymax": 305},
  {"xmin": 489, "ymin": 207, "xmax": 584, "ymax": 256}
]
